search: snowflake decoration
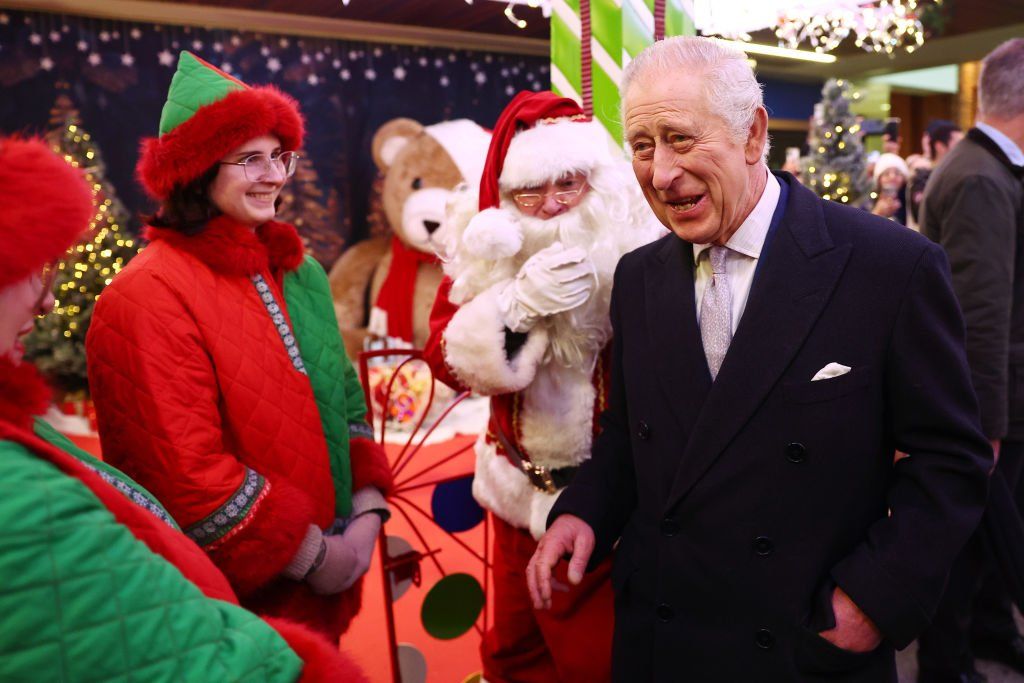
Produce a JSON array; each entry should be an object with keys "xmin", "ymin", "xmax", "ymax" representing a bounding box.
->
[
  {"xmin": 531, "ymin": 81, "xmax": 541, "ymax": 91},
  {"xmin": 278, "ymin": 37, "xmax": 289, "ymax": 48},
  {"xmin": 260, "ymin": 46, "xmax": 270, "ymax": 57},
  {"xmin": 130, "ymin": 27, "xmax": 141, "ymax": 40},
  {"xmin": 77, "ymin": 40, "xmax": 88, "ymax": 52},
  {"xmin": 112, "ymin": 30, "xmax": 120, "ymax": 39},
  {"xmin": 230, "ymin": 35, "xmax": 241, "ymax": 47},
  {"xmin": 62, "ymin": 24, "xmax": 70, "ymax": 32},
  {"xmin": 222, "ymin": 62, "xmax": 233, "ymax": 73},
  {"xmin": 340, "ymin": 69, "xmax": 351, "ymax": 80},
  {"xmin": 373, "ymin": 47, "xmax": 383, "ymax": 57},
  {"xmin": 434, "ymin": 58, "xmax": 443, "ymax": 68},
  {"xmin": 511, "ymin": 66, "xmax": 520, "ymax": 75},
  {"xmin": 418, "ymin": 56, "xmax": 428, "ymax": 67},
  {"xmin": 307, "ymin": 73, "xmax": 319, "ymax": 86},
  {"xmin": 87, "ymin": 52, "xmax": 101, "ymax": 66},
  {"xmin": 485, "ymin": 54, "xmax": 493, "ymax": 63},
  {"xmin": 191, "ymin": 39, "xmax": 203, "ymax": 51},
  {"xmin": 505, "ymin": 84, "xmax": 515, "ymax": 96},
  {"xmin": 348, "ymin": 50, "xmax": 358, "ymax": 60},
  {"xmin": 267, "ymin": 57, "xmax": 282, "ymax": 73},
  {"xmin": 332, "ymin": 58, "xmax": 342, "ymax": 69},
  {"xmin": 121, "ymin": 53, "xmax": 134, "ymax": 66},
  {"xmin": 475, "ymin": 71, "xmax": 487, "ymax": 85},
  {"xmin": 301, "ymin": 53, "xmax": 311, "ymax": 64},
  {"xmin": 0, "ymin": 13, "xmax": 10, "ymax": 25},
  {"xmin": 526, "ymin": 72, "xmax": 534, "ymax": 82},
  {"xmin": 29, "ymin": 33, "xmax": 42, "ymax": 45},
  {"xmin": 540, "ymin": 65, "xmax": 549, "ymax": 74},
  {"xmin": 213, "ymin": 41, "xmax": 223, "ymax": 53},
  {"xmin": 365, "ymin": 68, "xmax": 376, "ymax": 80},
  {"xmin": 171, "ymin": 40, "xmax": 180, "ymax": 49},
  {"xmin": 470, "ymin": 62, "xmax": 478, "ymax": 71},
  {"xmin": 448, "ymin": 53, "xmax": 456, "ymax": 62},
  {"xmin": 315, "ymin": 51, "xmax": 324, "ymax": 62},
  {"xmin": 501, "ymin": 68, "xmax": 509, "ymax": 77},
  {"xmin": 440, "ymin": 75, "xmax": 450, "ymax": 87},
  {"xmin": 49, "ymin": 30, "xmax": 61, "ymax": 43},
  {"xmin": 393, "ymin": 65, "xmax": 406, "ymax": 81},
  {"xmin": 40, "ymin": 56, "xmax": 54, "ymax": 71},
  {"xmin": 158, "ymin": 49, "xmax": 175, "ymax": 66}
]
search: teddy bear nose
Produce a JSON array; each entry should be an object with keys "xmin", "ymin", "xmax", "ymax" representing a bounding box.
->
[{"xmin": 423, "ymin": 220, "xmax": 441, "ymax": 235}]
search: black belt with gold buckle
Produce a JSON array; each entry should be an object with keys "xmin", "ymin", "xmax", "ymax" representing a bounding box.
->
[{"xmin": 492, "ymin": 421, "xmax": 578, "ymax": 494}]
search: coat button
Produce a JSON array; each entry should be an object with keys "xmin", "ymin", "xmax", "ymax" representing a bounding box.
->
[
  {"xmin": 661, "ymin": 518, "xmax": 680, "ymax": 537},
  {"xmin": 786, "ymin": 442, "xmax": 807, "ymax": 463},
  {"xmin": 755, "ymin": 628, "xmax": 775, "ymax": 649},
  {"xmin": 638, "ymin": 421, "xmax": 651, "ymax": 440},
  {"xmin": 754, "ymin": 536, "xmax": 774, "ymax": 556},
  {"xmin": 656, "ymin": 603, "xmax": 674, "ymax": 622}
]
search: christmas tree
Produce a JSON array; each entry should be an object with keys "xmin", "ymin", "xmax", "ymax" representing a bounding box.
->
[
  {"xmin": 276, "ymin": 152, "xmax": 345, "ymax": 268},
  {"xmin": 802, "ymin": 79, "xmax": 871, "ymax": 207},
  {"xmin": 23, "ymin": 94, "xmax": 140, "ymax": 394}
]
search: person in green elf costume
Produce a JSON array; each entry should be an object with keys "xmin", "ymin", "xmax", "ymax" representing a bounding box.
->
[
  {"xmin": 86, "ymin": 51, "xmax": 394, "ymax": 640},
  {"xmin": 0, "ymin": 135, "xmax": 365, "ymax": 681}
]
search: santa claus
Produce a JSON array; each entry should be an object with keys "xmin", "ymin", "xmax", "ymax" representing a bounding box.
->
[{"xmin": 424, "ymin": 91, "xmax": 662, "ymax": 683}]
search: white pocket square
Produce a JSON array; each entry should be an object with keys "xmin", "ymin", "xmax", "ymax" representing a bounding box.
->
[{"xmin": 811, "ymin": 362, "xmax": 852, "ymax": 381}]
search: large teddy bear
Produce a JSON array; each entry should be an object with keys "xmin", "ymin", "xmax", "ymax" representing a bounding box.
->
[{"xmin": 329, "ymin": 118, "xmax": 491, "ymax": 358}]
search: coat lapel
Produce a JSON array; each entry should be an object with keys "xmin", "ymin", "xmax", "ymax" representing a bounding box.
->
[
  {"xmin": 665, "ymin": 178, "xmax": 853, "ymax": 512},
  {"xmin": 645, "ymin": 235, "xmax": 713, "ymax": 434}
]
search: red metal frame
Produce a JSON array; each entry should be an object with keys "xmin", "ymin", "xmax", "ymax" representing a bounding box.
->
[{"xmin": 358, "ymin": 347, "xmax": 491, "ymax": 683}]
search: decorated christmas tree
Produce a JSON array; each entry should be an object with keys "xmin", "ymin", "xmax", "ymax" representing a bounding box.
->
[
  {"xmin": 23, "ymin": 94, "xmax": 140, "ymax": 394},
  {"xmin": 276, "ymin": 151, "xmax": 345, "ymax": 268},
  {"xmin": 802, "ymin": 79, "xmax": 871, "ymax": 207}
]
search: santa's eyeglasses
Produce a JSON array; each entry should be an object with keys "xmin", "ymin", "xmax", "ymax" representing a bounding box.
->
[{"xmin": 511, "ymin": 180, "xmax": 589, "ymax": 209}]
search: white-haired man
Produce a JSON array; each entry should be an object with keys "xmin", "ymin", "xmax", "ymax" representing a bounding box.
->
[
  {"xmin": 423, "ymin": 90, "xmax": 660, "ymax": 682},
  {"xmin": 917, "ymin": 38, "xmax": 1024, "ymax": 683},
  {"xmin": 528, "ymin": 36, "xmax": 991, "ymax": 682}
]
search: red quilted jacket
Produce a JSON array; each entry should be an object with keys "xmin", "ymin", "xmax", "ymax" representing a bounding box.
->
[{"xmin": 86, "ymin": 216, "xmax": 392, "ymax": 638}]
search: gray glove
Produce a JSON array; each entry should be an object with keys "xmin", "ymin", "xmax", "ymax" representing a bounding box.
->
[{"xmin": 306, "ymin": 514, "xmax": 381, "ymax": 595}]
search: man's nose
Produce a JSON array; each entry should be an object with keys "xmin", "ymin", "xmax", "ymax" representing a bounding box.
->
[
  {"xmin": 651, "ymin": 146, "xmax": 681, "ymax": 192},
  {"xmin": 539, "ymin": 194, "xmax": 566, "ymax": 218}
]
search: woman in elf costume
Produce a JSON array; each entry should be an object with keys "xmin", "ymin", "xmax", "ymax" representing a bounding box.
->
[
  {"xmin": 86, "ymin": 52, "xmax": 393, "ymax": 640},
  {"xmin": 0, "ymin": 136, "xmax": 362, "ymax": 681}
]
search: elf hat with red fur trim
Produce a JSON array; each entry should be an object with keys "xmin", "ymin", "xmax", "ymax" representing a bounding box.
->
[
  {"xmin": 0, "ymin": 137, "xmax": 93, "ymax": 290},
  {"xmin": 137, "ymin": 51, "xmax": 305, "ymax": 201}
]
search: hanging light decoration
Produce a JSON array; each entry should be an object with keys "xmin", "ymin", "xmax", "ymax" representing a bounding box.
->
[{"xmin": 774, "ymin": 0, "xmax": 934, "ymax": 55}]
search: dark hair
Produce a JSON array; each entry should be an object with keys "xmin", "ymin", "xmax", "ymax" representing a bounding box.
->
[
  {"xmin": 146, "ymin": 164, "xmax": 222, "ymax": 235},
  {"xmin": 882, "ymin": 120, "xmax": 901, "ymax": 141},
  {"xmin": 928, "ymin": 121, "xmax": 961, "ymax": 158}
]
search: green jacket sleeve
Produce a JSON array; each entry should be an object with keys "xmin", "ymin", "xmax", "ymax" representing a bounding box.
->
[{"xmin": 0, "ymin": 439, "xmax": 304, "ymax": 683}]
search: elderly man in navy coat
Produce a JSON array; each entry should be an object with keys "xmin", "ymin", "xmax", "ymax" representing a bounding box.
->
[{"xmin": 527, "ymin": 36, "xmax": 991, "ymax": 683}]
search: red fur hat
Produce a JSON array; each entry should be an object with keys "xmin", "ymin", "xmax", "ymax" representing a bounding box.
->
[
  {"xmin": 0, "ymin": 137, "xmax": 94, "ymax": 290},
  {"xmin": 137, "ymin": 51, "xmax": 305, "ymax": 201}
]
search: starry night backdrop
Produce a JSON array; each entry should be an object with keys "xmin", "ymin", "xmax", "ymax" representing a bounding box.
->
[{"xmin": 0, "ymin": 9, "xmax": 549, "ymax": 258}]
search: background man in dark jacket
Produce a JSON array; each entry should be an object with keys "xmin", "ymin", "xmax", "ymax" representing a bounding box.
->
[
  {"xmin": 917, "ymin": 38, "xmax": 1024, "ymax": 683},
  {"xmin": 527, "ymin": 36, "xmax": 992, "ymax": 683}
]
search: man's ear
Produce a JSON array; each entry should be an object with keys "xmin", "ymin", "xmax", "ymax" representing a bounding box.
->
[
  {"xmin": 744, "ymin": 106, "xmax": 770, "ymax": 165},
  {"xmin": 371, "ymin": 118, "xmax": 425, "ymax": 174}
]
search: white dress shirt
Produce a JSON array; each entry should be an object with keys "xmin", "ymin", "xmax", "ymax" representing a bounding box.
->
[
  {"xmin": 693, "ymin": 169, "xmax": 780, "ymax": 334},
  {"xmin": 976, "ymin": 122, "xmax": 1024, "ymax": 166}
]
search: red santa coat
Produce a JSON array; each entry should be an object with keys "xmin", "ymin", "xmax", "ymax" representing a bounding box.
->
[
  {"xmin": 424, "ymin": 277, "xmax": 611, "ymax": 538},
  {"xmin": 86, "ymin": 216, "xmax": 392, "ymax": 638}
]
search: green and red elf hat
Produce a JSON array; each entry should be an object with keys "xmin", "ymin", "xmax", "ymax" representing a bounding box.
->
[{"xmin": 137, "ymin": 51, "xmax": 305, "ymax": 201}]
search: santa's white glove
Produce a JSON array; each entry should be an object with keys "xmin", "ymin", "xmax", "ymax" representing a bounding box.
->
[{"xmin": 499, "ymin": 243, "xmax": 596, "ymax": 332}]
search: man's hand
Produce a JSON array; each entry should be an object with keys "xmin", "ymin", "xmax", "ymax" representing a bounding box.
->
[
  {"xmin": 872, "ymin": 194, "xmax": 900, "ymax": 218},
  {"xmin": 527, "ymin": 514, "xmax": 594, "ymax": 610},
  {"xmin": 818, "ymin": 586, "xmax": 882, "ymax": 653}
]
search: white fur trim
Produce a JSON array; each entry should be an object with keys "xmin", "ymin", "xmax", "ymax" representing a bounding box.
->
[
  {"xmin": 472, "ymin": 438, "xmax": 560, "ymax": 540},
  {"xmin": 518, "ymin": 361, "xmax": 597, "ymax": 469},
  {"xmin": 461, "ymin": 208, "xmax": 523, "ymax": 259},
  {"xmin": 425, "ymin": 119, "xmax": 492, "ymax": 186},
  {"xmin": 442, "ymin": 284, "xmax": 549, "ymax": 395},
  {"xmin": 500, "ymin": 119, "xmax": 613, "ymax": 190}
]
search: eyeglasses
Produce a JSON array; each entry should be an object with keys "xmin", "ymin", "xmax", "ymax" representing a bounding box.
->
[
  {"xmin": 511, "ymin": 180, "xmax": 588, "ymax": 209},
  {"xmin": 219, "ymin": 151, "xmax": 299, "ymax": 181}
]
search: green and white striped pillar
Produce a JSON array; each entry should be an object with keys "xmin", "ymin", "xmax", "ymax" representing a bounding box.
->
[{"xmin": 550, "ymin": 0, "xmax": 696, "ymax": 145}]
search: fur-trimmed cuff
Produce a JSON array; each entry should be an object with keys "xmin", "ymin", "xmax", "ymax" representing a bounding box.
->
[
  {"xmin": 442, "ymin": 285, "xmax": 549, "ymax": 395},
  {"xmin": 349, "ymin": 437, "xmax": 394, "ymax": 495},
  {"xmin": 207, "ymin": 476, "xmax": 318, "ymax": 597},
  {"xmin": 263, "ymin": 617, "xmax": 369, "ymax": 683}
]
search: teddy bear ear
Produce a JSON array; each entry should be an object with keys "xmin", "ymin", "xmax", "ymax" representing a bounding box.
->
[{"xmin": 371, "ymin": 118, "xmax": 425, "ymax": 173}]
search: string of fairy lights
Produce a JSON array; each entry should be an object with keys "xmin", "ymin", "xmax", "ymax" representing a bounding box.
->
[{"xmin": 50, "ymin": 121, "xmax": 136, "ymax": 339}]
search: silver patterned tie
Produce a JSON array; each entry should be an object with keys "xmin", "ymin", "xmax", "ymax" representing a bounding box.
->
[{"xmin": 700, "ymin": 246, "xmax": 732, "ymax": 380}]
